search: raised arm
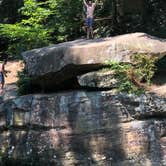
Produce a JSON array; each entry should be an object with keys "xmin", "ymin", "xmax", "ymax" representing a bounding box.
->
[
  {"xmin": 83, "ymin": 0, "xmax": 88, "ymax": 7},
  {"xmin": 93, "ymin": 0, "xmax": 98, "ymax": 7}
]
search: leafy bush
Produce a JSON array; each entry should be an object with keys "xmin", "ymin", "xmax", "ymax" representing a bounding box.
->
[
  {"xmin": 0, "ymin": 0, "xmax": 52, "ymax": 57},
  {"xmin": 0, "ymin": 24, "xmax": 51, "ymax": 57},
  {"xmin": 0, "ymin": 0, "xmax": 114, "ymax": 57},
  {"xmin": 0, "ymin": 0, "xmax": 62, "ymax": 57},
  {"xmin": 105, "ymin": 54, "xmax": 157, "ymax": 94},
  {"xmin": 105, "ymin": 61, "xmax": 143, "ymax": 94},
  {"xmin": 132, "ymin": 54, "xmax": 157, "ymax": 84},
  {"xmin": 0, "ymin": 0, "xmax": 86, "ymax": 57}
]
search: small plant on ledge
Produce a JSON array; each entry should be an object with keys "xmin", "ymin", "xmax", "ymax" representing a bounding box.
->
[{"xmin": 105, "ymin": 54, "xmax": 157, "ymax": 95}]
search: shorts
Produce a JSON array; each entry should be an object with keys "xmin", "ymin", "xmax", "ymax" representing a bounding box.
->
[
  {"xmin": 86, "ymin": 17, "xmax": 93, "ymax": 27},
  {"xmin": 0, "ymin": 72, "xmax": 4, "ymax": 84}
]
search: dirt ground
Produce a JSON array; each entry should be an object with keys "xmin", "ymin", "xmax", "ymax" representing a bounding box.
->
[
  {"xmin": 3, "ymin": 61, "xmax": 166, "ymax": 97},
  {"xmin": 5, "ymin": 60, "xmax": 24, "ymax": 84}
]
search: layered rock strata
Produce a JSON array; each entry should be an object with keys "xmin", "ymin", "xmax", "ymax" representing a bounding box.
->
[{"xmin": 0, "ymin": 91, "xmax": 166, "ymax": 166}]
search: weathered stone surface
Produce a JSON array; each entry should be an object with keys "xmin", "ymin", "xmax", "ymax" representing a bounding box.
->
[
  {"xmin": 1, "ymin": 84, "xmax": 18, "ymax": 101},
  {"xmin": 118, "ymin": 93, "xmax": 166, "ymax": 119},
  {"xmin": 3, "ymin": 91, "xmax": 166, "ymax": 129},
  {"xmin": 3, "ymin": 95, "xmax": 33, "ymax": 127},
  {"xmin": 23, "ymin": 33, "xmax": 166, "ymax": 77},
  {"xmin": 0, "ymin": 121, "xmax": 165, "ymax": 165},
  {"xmin": 0, "ymin": 91, "xmax": 165, "ymax": 165},
  {"xmin": 78, "ymin": 70, "xmax": 118, "ymax": 88}
]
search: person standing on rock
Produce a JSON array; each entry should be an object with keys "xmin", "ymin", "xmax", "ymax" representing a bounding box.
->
[
  {"xmin": 83, "ymin": 0, "xmax": 97, "ymax": 39},
  {"xmin": 0, "ymin": 59, "xmax": 7, "ymax": 94}
]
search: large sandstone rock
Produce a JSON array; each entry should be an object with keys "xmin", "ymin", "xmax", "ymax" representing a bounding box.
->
[
  {"xmin": 78, "ymin": 69, "xmax": 118, "ymax": 88},
  {"xmin": 23, "ymin": 33, "xmax": 166, "ymax": 77},
  {"xmin": 22, "ymin": 33, "xmax": 166, "ymax": 92},
  {"xmin": 0, "ymin": 91, "xmax": 166, "ymax": 165}
]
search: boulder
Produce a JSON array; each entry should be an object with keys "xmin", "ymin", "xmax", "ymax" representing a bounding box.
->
[
  {"xmin": 0, "ymin": 91, "xmax": 166, "ymax": 165},
  {"xmin": 78, "ymin": 69, "xmax": 118, "ymax": 88},
  {"xmin": 22, "ymin": 33, "xmax": 166, "ymax": 92},
  {"xmin": 23, "ymin": 33, "xmax": 166, "ymax": 78}
]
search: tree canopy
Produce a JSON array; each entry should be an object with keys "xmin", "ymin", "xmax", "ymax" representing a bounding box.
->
[
  {"xmin": 0, "ymin": 0, "xmax": 109, "ymax": 56},
  {"xmin": 0, "ymin": 0, "xmax": 165, "ymax": 57}
]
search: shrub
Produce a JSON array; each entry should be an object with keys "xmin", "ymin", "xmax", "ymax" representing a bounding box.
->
[
  {"xmin": 132, "ymin": 54, "xmax": 157, "ymax": 84},
  {"xmin": 105, "ymin": 61, "xmax": 143, "ymax": 94},
  {"xmin": 0, "ymin": 0, "xmax": 52, "ymax": 57},
  {"xmin": 105, "ymin": 54, "xmax": 157, "ymax": 94}
]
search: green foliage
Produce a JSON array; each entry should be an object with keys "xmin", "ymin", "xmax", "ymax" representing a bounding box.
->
[
  {"xmin": 0, "ymin": 0, "xmax": 165, "ymax": 58},
  {"xmin": 0, "ymin": 0, "xmax": 114, "ymax": 57},
  {"xmin": 0, "ymin": 0, "xmax": 52, "ymax": 56},
  {"xmin": 20, "ymin": 0, "xmax": 52, "ymax": 25},
  {"xmin": 0, "ymin": 24, "xmax": 51, "ymax": 56},
  {"xmin": 0, "ymin": 0, "xmax": 85, "ymax": 56},
  {"xmin": 47, "ymin": 0, "xmax": 84, "ymax": 41},
  {"xmin": 105, "ymin": 54, "xmax": 157, "ymax": 94},
  {"xmin": 132, "ymin": 54, "xmax": 157, "ymax": 84},
  {"xmin": 105, "ymin": 61, "xmax": 143, "ymax": 95}
]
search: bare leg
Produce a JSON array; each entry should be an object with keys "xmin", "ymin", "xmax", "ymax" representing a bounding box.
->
[
  {"xmin": 90, "ymin": 27, "xmax": 94, "ymax": 39},
  {"xmin": 0, "ymin": 83, "xmax": 3, "ymax": 94},
  {"xmin": 87, "ymin": 27, "xmax": 90, "ymax": 39}
]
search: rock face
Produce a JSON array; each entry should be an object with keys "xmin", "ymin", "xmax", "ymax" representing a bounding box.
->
[
  {"xmin": 22, "ymin": 33, "xmax": 166, "ymax": 92},
  {"xmin": 78, "ymin": 70, "xmax": 118, "ymax": 88},
  {"xmin": 1, "ymin": 33, "xmax": 166, "ymax": 165},
  {"xmin": 0, "ymin": 91, "xmax": 166, "ymax": 165},
  {"xmin": 23, "ymin": 33, "xmax": 166, "ymax": 77},
  {"xmin": 0, "ymin": 84, "xmax": 18, "ymax": 101}
]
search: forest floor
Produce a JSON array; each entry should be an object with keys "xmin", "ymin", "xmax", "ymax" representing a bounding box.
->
[{"xmin": 3, "ymin": 60, "xmax": 166, "ymax": 97}]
